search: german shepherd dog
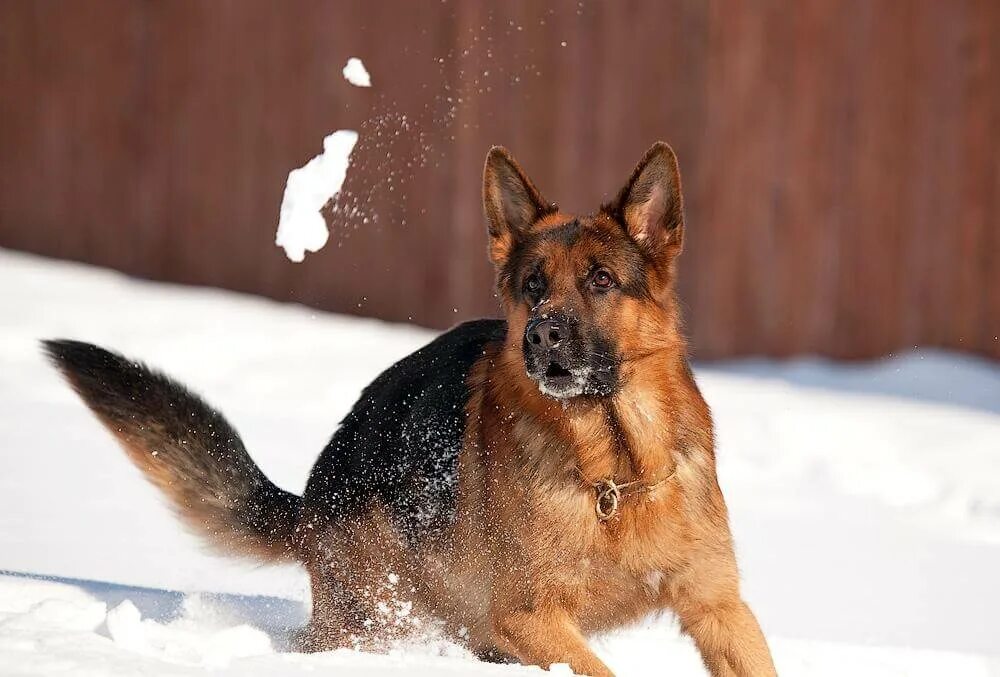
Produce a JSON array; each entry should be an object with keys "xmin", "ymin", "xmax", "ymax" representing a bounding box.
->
[{"xmin": 44, "ymin": 142, "xmax": 776, "ymax": 676}]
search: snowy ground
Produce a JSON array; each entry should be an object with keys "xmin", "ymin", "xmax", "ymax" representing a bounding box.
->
[{"xmin": 1, "ymin": 248, "xmax": 998, "ymax": 676}]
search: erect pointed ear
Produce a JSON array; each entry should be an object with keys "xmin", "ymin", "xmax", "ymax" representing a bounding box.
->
[
  {"xmin": 608, "ymin": 142, "xmax": 684, "ymax": 260},
  {"xmin": 483, "ymin": 146, "xmax": 551, "ymax": 266}
]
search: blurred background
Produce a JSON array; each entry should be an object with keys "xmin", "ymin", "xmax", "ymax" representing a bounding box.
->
[{"xmin": 1, "ymin": 0, "xmax": 997, "ymax": 360}]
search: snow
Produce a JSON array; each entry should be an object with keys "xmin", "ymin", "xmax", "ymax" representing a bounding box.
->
[
  {"xmin": 343, "ymin": 57, "xmax": 372, "ymax": 87},
  {"xmin": 1, "ymin": 247, "xmax": 999, "ymax": 675},
  {"xmin": 275, "ymin": 129, "xmax": 359, "ymax": 262}
]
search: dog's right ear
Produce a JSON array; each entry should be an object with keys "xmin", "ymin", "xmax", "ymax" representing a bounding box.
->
[{"xmin": 483, "ymin": 146, "xmax": 551, "ymax": 266}]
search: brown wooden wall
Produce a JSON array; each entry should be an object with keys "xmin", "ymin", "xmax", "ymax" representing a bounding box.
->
[{"xmin": 2, "ymin": 0, "xmax": 997, "ymax": 359}]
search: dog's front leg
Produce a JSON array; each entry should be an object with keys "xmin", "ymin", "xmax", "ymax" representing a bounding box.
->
[
  {"xmin": 675, "ymin": 595, "xmax": 776, "ymax": 677},
  {"xmin": 489, "ymin": 604, "xmax": 614, "ymax": 677}
]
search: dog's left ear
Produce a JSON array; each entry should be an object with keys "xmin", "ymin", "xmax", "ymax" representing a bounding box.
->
[{"xmin": 609, "ymin": 142, "xmax": 684, "ymax": 260}]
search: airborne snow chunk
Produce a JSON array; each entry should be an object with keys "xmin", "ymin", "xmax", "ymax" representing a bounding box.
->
[
  {"xmin": 342, "ymin": 57, "xmax": 372, "ymax": 87},
  {"xmin": 275, "ymin": 129, "xmax": 358, "ymax": 262}
]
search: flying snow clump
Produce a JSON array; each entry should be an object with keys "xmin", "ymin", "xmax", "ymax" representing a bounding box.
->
[
  {"xmin": 342, "ymin": 57, "xmax": 372, "ymax": 87},
  {"xmin": 275, "ymin": 129, "xmax": 359, "ymax": 262}
]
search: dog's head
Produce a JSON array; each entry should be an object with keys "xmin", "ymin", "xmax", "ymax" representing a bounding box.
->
[{"xmin": 484, "ymin": 142, "xmax": 686, "ymax": 400}]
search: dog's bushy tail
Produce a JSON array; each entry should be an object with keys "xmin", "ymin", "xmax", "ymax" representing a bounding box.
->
[{"xmin": 43, "ymin": 339, "xmax": 300, "ymax": 563}]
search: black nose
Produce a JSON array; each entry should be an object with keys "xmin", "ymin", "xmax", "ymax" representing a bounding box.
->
[{"xmin": 526, "ymin": 319, "xmax": 564, "ymax": 351}]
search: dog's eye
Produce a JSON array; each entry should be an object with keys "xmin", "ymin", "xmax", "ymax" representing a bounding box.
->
[
  {"xmin": 523, "ymin": 274, "xmax": 543, "ymax": 295},
  {"xmin": 591, "ymin": 269, "xmax": 615, "ymax": 289}
]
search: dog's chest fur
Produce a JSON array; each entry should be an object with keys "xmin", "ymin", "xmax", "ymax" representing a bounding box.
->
[{"xmin": 477, "ymin": 389, "xmax": 698, "ymax": 629}]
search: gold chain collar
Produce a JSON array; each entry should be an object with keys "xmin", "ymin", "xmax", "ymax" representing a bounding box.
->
[{"xmin": 589, "ymin": 470, "xmax": 676, "ymax": 522}]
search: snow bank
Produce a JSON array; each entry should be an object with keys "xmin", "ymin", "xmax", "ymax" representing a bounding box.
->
[
  {"xmin": 343, "ymin": 57, "xmax": 372, "ymax": 87},
  {"xmin": 1, "ymin": 574, "xmax": 996, "ymax": 676},
  {"xmin": 0, "ymin": 574, "xmax": 570, "ymax": 675},
  {"xmin": 275, "ymin": 129, "xmax": 359, "ymax": 262}
]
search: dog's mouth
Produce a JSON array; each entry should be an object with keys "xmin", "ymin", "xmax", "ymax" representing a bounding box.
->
[
  {"xmin": 530, "ymin": 358, "xmax": 587, "ymax": 399},
  {"xmin": 544, "ymin": 361, "xmax": 572, "ymax": 379}
]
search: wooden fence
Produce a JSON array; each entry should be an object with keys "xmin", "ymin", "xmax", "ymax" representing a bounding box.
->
[{"xmin": 1, "ymin": 0, "xmax": 997, "ymax": 359}]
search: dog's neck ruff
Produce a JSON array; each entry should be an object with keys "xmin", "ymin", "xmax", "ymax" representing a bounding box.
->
[{"xmin": 589, "ymin": 472, "xmax": 676, "ymax": 522}]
